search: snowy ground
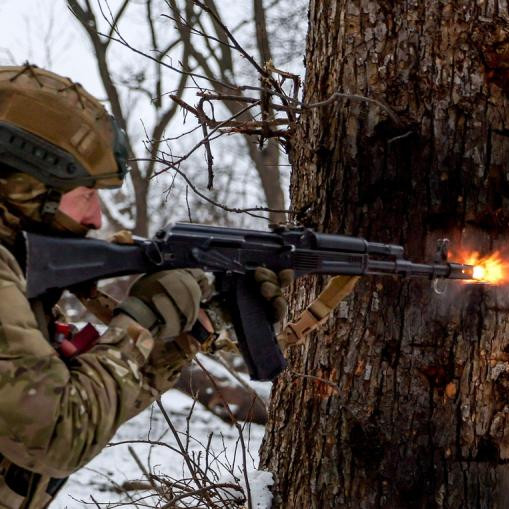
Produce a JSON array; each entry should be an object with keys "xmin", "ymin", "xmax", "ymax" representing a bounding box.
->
[{"xmin": 53, "ymin": 383, "xmax": 272, "ymax": 508}]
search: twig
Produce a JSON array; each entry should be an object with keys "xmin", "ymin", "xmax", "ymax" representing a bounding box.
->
[
  {"xmin": 94, "ymin": 30, "xmax": 239, "ymax": 92},
  {"xmin": 162, "ymin": 12, "xmax": 237, "ymax": 53},
  {"xmin": 192, "ymin": 0, "xmax": 266, "ymax": 79},
  {"xmin": 162, "ymin": 483, "xmax": 244, "ymax": 508},
  {"xmin": 109, "ymin": 439, "xmax": 191, "ymax": 458},
  {"xmin": 127, "ymin": 445, "xmax": 164, "ymax": 500},
  {"xmin": 205, "ymin": 432, "xmax": 214, "ymax": 479},
  {"xmin": 214, "ymin": 354, "xmax": 268, "ymax": 412},
  {"xmin": 136, "ymin": 97, "xmax": 293, "ymax": 220},
  {"xmin": 77, "ymin": 466, "xmax": 142, "ymax": 507},
  {"xmin": 150, "ymin": 159, "xmax": 288, "ymax": 220},
  {"xmin": 185, "ymin": 185, "xmax": 193, "ymax": 222},
  {"xmin": 170, "ymin": 94, "xmax": 290, "ymax": 132},
  {"xmin": 196, "ymin": 91, "xmax": 295, "ymax": 112},
  {"xmin": 208, "ymin": 83, "xmax": 402, "ymax": 126},
  {"xmin": 388, "ymin": 130, "xmax": 414, "ymax": 144},
  {"xmin": 194, "ymin": 357, "xmax": 253, "ymax": 509},
  {"xmin": 198, "ymin": 100, "xmax": 215, "ymax": 189},
  {"xmin": 154, "ymin": 99, "xmax": 261, "ymax": 175},
  {"xmin": 191, "ymin": 0, "xmax": 293, "ymax": 123},
  {"xmin": 156, "ymin": 398, "xmax": 216, "ymax": 508},
  {"xmin": 89, "ymin": 495, "xmax": 102, "ymax": 509},
  {"xmin": 185, "ymin": 396, "xmax": 198, "ymax": 453}
]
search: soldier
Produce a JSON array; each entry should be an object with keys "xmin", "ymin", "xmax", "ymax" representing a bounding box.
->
[{"xmin": 0, "ymin": 64, "xmax": 300, "ymax": 508}]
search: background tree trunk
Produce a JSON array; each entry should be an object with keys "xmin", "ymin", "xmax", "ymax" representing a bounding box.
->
[{"xmin": 261, "ymin": 1, "xmax": 509, "ymax": 507}]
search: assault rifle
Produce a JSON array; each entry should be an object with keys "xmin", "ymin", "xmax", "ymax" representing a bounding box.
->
[{"xmin": 23, "ymin": 223, "xmax": 475, "ymax": 380}]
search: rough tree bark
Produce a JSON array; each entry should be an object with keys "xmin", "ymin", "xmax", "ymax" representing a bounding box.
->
[{"xmin": 261, "ymin": 1, "xmax": 509, "ymax": 508}]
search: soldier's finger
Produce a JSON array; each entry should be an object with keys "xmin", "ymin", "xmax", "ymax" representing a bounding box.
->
[
  {"xmin": 185, "ymin": 269, "xmax": 214, "ymax": 300},
  {"xmin": 260, "ymin": 281, "xmax": 282, "ymax": 300},
  {"xmin": 278, "ymin": 269, "xmax": 295, "ymax": 288},
  {"xmin": 254, "ymin": 267, "xmax": 279, "ymax": 285},
  {"xmin": 271, "ymin": 296, "xmax": 288, "ymax": 322}
]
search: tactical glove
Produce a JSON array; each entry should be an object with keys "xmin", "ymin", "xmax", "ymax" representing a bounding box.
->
[
  {"xmin": 116, "ymin": 269, "xmax": 204, "ymax": 339},
  {"xmin": 254, "ymin": 267, "xmax": 295, "ymax": 322},
  {"xmin": 117, "ymin": 267, "xmax": 293, "ymax": 349},
  {"xmin": 184, "ymin": 268, "xmax": 214, "ymax": 301}
]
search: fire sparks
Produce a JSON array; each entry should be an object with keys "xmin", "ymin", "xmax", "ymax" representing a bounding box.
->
[{"xmin": 460, "ymin": 250, "xmax": 509, "ymax": 285}]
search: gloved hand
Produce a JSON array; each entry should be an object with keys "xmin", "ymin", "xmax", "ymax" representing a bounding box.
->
[
  {"xmin": 190, "ymin": 268, "xmax": 294, "ymax": 354},
  {"xmin": 118, "ymin": 267, "xmax": 293, "ymax": 353},
  {"xmin": 184, "ymin": 268, "xmax": 214, "ymax": 301},
  {"xmin": 116, "ymin": 269, "xmax": 205, "ymax": 339},
  {"xmin": 254, "ymin": 267, "xmax": 295, "ymax": 322}
]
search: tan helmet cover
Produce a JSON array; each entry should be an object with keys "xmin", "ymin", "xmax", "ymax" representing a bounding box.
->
[{"xmin": 0, "ymin": 64, "xmax": 127, "ymax": 189}]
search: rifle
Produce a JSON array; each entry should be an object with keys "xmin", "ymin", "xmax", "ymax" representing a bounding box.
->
[{"xmin": 23, "ymin": 223, "xmax": 475, "ymax": 381}]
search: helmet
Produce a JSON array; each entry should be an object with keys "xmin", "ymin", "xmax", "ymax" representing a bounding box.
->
[{"xmin": 0, "ymin": 64, "xmax": 128, "ymax": 191}]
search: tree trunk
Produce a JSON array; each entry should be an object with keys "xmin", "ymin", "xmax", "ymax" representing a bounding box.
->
[{"xmin": 260, "ymin": 1, "xmax": 509, "ymax": 508}]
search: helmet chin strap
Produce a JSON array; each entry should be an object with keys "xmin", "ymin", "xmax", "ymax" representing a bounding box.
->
[
  {"xmin": 40, "ymin": 187, "xmax": 89, "ymax": 237},
  {"xmin": 50, "ymin": 209, "xmax": 89, "ymax": 237},
  {"xmin": 40, "ymin": 188, "xmax": 62, "ymax": 224}
]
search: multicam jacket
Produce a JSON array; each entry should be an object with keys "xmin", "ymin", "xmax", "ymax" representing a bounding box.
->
[{"xmin": 0, "ymin": 244, "xmax": 196, "ymax": 508}]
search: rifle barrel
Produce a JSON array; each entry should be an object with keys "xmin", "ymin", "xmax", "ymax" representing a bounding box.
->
[{"xmin": 367, "ymin": 259, "xmax": 474, "ymax": 279}]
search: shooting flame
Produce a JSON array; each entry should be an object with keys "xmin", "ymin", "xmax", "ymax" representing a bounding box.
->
[{"xmin": 460, "ymin": 250, "xmax": 509, "ymax": 285}]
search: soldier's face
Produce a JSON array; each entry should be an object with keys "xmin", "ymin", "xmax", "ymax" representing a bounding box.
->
[{"xmin": 58, "ymin": 187, "xmax": 102, "ymax": 230}]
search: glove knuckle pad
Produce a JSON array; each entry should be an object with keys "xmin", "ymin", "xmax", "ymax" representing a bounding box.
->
[
  {"xmin": 158, "ymin": 271, "xmax": 201, "ymax": 327},
  {"xmin": 272, "ymin": 297, "xmax": 288, "ymax": 322},
  {"xmin": 255, "ymin": 267, "xmax": 278, "ymax": 285},
  {"xmin": 260, "ymin": 281, "xmax": 281, "ymax": 300},
  {"xmin": 128, "ymin": 269, "xmax": 202, "ymax": 336},
  {"xmin": 278, "ymin": 269, "xmax": 295, "ymax": 288}
]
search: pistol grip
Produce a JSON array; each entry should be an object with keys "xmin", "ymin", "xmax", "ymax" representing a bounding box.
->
[{"xmin": 225, "ymin": 274, "xmax": 286, "ymax": 381}]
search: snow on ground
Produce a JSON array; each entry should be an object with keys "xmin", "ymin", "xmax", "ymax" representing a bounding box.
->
[{"xmin": 53, "ymin": 386, "xmax": 272, "ymax": 508}]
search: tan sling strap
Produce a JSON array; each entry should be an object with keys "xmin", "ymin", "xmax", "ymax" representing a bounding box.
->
[{"xmin": 278, "ymin": 276, "xmax": 359, "ymax": 349}]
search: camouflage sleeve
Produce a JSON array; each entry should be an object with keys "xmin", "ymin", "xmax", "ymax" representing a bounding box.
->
[{"xmin": 0, "ymin": 245, "xmax": 189, "ymax": 478}]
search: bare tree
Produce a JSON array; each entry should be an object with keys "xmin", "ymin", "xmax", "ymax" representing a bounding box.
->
[
  {"xmin": 68, "ymin": 0, "xmax": 191, "ymax": 236},
  {"xmin": 67, "ymin": 0, "xmax": 295, "ymax": 233}
]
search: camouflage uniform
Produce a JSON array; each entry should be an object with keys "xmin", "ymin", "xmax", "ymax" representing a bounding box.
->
[
  {"xmin": 0, "ymin": 241, "xmax": 199, "ymax": 508},
  {"xmin": 0, "ymin": 66, "xmax": 205, "ymax": 507}
]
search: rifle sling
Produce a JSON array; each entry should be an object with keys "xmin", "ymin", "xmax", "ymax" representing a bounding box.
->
[{"xmin": 278, "ymin": 276, "xmax": 359, "ymax": 348}]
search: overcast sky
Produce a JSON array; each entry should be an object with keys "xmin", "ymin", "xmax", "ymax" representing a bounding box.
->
[
  {"xmin": 0, "ymin": 0, "xmax": 105, "ymax": 96},
  {"xmin": 0, "ymin": 0, "xmax": 253, "ymax": 96}
]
